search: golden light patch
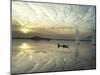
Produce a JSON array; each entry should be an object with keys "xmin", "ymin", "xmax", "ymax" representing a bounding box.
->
[
  {"xmin": 18, "ymin": 43, "xmax": 31, "ymax": 49},
  {"xmin": 19, "ymin": 28, "xmax": 32, "ymax": 34},
  {"xmin": 18, "ymin": 43, "xmax": 34, "ymax": 59}
]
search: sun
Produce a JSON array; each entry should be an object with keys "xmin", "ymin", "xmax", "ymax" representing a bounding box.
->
[{"xmin": 19, "ymin": 28, "xmax": 32, "ymax": 34}]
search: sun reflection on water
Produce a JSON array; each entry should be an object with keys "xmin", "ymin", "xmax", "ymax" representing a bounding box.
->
[
  {"xmin": 18, "ymin": 43, "xmax": 32, "ymax": 49},
  {"xmin": 18, "ymin": 43, "xmax": 34, "ymax": 59}
]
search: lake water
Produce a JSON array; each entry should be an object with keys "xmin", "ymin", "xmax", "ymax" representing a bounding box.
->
[{"xmin": 11, "ymin": 39, "xmax": 96, "ymax": 74}]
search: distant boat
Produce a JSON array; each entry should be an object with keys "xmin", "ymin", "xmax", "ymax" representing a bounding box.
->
[{"xmin": 58, "ymin": 44, "xmax": 69, "ymax": 48}]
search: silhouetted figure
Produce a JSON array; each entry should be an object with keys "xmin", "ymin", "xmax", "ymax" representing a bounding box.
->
[{"xmin": 58, "ymin": 44, "xmax": 69, "ymax": 48}]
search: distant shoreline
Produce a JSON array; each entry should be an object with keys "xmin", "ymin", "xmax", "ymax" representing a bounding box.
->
[{"xmin": 12, "ymin": 37, "xmax": 92, "ymax": 41}]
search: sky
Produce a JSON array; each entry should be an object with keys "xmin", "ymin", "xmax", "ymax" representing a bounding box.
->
[{"xmin": 12, "ymin": 1, "xmax": 96, "ymax": 39}]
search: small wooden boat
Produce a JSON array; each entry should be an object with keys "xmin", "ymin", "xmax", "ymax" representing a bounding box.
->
[{"xmin": 58, "ymin": 44, "xmax": 69, "ymax": 48}]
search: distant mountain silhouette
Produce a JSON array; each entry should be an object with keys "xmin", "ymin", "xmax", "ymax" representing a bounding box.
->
[
  {"xmin": 12, "ymin": 36, "xmax": 73, "ymax": 41},
  {"xmin": 30, "ymin": 36, "xmax": 51, "ymax": 41},
  {"xmin": 12, "ymin": 36, "xmax": 92, "ymax": 41},
  {"xmin": 12, "ymin": 36, "xmax": 51, "ymax": 41}
]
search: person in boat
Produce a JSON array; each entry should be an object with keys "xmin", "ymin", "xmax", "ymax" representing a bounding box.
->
[{"xmin": 58, "ymin": 44, "xmax": 69, "ymax": 48}]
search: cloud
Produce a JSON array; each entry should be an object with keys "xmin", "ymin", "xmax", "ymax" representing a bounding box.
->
[{"xmin": 12, "ymin": 1, "xmax": 96, "ymax": 39}]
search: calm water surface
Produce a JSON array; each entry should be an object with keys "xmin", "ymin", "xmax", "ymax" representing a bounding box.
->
[{"xmin": 11, "ymin": 39, "xmax": 96, "ymax": 73}]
